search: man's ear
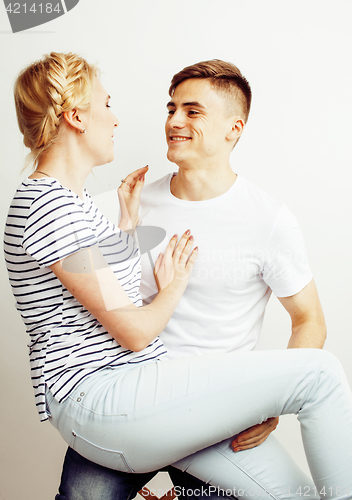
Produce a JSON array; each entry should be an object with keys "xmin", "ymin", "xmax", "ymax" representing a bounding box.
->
[
  {"xmin": 62, "ymin": 109, "xmax": 85, "ymax": 133},
  {"xmin": 226, "ymin": 117, "xmax": 245, "ymax": 143}
]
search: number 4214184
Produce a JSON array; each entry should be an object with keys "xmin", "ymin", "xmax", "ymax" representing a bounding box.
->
[{"xmin": 6, "ymin": 3, "xmax": 62, "ymax": 14}]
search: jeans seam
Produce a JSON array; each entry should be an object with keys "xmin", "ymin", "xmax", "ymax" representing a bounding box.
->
[
  {"xmin": 71, "ymin": 430, "xmax": 135, "ymax": 473},
  {"xmin": 212, "ymin": 446, "xmax": 281, "ymax": 500}
]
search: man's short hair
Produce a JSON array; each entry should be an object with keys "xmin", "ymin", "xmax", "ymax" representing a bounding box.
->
[{"xmin": 169, "ymin": 59, "xmax": 252, "ymax": 122}]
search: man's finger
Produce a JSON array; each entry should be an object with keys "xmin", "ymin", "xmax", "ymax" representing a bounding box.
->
[
  {"xmin": 233, "ymin": 436, "xmax": 268, "ymax": 452},
  {"xmin": 231, "ymin": 417, "xmax": 279, "ymax": 450}
]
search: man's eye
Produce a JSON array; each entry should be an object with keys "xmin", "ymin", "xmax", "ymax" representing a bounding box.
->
[
  {"xmin": 106, "ymin": 104, "xmax": 111, "ymax": 108},
  {"xmin": 188, "ymin": 110, "xmax": 199, "ymax": 115},
  {"xmin": 167, "ymin": 110, "xmax": 175, "ymax": 115}
]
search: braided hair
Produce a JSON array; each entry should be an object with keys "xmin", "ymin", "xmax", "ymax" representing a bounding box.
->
[{"xmin": 14, "ymin": 52, "xmax": 97, "ymax": 170}]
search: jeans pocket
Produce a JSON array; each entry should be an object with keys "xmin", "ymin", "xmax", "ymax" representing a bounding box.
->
[{"xmin": 71, "ymin": 430, "xmax": 135, "ymax": 473}]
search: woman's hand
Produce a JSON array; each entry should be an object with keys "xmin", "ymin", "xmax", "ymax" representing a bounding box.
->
[
  {"xmin": 118, "ymin": 165, "xmax": 149, "ymax": 231},
  {"xmin": 154, "ymin": 230, "xmax": 198, "ymax": 292}
]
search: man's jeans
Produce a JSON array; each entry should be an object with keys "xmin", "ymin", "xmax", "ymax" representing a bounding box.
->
[{"xmin": 56, "ymin": 447, "xmax": 230, "ymax": 500}]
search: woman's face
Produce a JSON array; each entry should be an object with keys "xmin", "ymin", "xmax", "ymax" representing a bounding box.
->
[{"xmin": 80, "ymin": 78, "xmax": 119, "ymax": 167}]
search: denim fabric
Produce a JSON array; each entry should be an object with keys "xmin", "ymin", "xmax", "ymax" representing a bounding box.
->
[
  {"xmin": 56, "ymin": 447, "xmax": 230, "ymax": 500},
  {"xmin": 56, "ymin": 447, "xmax": 157, "ymax": 500},
  {"xmin": 48, "ymin": 349, "xmax": 352, "ymax": 499}
]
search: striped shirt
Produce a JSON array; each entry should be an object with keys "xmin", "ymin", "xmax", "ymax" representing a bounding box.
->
[{"xmin": 4, "ymin": 178, "xmax": 166, "ymax": 421}]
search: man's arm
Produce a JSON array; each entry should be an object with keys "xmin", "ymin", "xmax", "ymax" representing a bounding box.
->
[
  {"xmin": 279, "ymin": 279, "xmax": 327, "ymax": 349},
  {"xmin": 231, "ymin": 279, "xmax": 326, "ymax": 452}
]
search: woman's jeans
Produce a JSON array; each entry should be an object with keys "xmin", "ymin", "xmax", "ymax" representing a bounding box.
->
[{"xmin": 47, "ymin": 349, "xmax": 352, "ymax": 500}]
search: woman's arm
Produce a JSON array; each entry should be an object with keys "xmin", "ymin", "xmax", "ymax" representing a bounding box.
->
[
  {"xmin": 117, "ymin": 166, "xmax": 149, "ymax": 231},
  {"xmin": 50, "ymin": 231, "xmax": 197, "ymax": 352}
]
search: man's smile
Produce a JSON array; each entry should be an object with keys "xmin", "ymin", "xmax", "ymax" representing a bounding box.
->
[{"xmin": 169, "ymin": 136, "xmax": 191, "ymax": 142}]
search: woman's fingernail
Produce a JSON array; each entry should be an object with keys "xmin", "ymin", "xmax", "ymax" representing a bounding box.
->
[
  {"xmin": 185, "ymin": 229, "xmax": 191, "ymax": 235},
  {"xmin": 189, "ymin": 235, "xmax": 194, "ymax": 241},
  {"xmin": 173, "ymin": 234, "xmax": 178, "ymax": 238},
  {"xmin": 139, "ymin": 175, "xmax": 145, "ymax": 181}
]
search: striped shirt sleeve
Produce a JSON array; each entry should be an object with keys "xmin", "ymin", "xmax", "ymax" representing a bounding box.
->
[{"xmin": 22, "ymin": 188, "xmax": 96, "ymax": 267}]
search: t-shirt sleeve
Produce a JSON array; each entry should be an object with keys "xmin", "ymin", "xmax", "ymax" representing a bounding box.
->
[
  {"xmin": 262, "ymin": 205, "xmax": 313, "ymax": 297},
  {"xmin": 22, "ymin": 187, "xmax": 96, "ymax": 268}
]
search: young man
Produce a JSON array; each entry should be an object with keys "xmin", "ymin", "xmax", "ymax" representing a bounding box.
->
[{"xmin": 56, "ymin": 60, "xmax": 326, "ymax": 500}]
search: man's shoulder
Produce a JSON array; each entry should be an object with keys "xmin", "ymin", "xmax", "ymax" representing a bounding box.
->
[
  {"xmin": 236, "ymin": 176, "xmax": 285, "ymax": 218},
  {"xmin": 238, "ymin": 176, "xmax": 282, "ymax": 206}
]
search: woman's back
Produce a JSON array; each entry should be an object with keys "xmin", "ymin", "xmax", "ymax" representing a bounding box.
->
[{"xmin": 4, "ymin": 176, "xmax": 165, "ymax": 421}]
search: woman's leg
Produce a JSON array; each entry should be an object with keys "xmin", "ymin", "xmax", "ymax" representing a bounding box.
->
[
  {"xmin": 172, "ymin": 434, "xmax": 319, "ymax": 500},
  {"xmin": 47, "ymin": 349, "xmax": 352, "ymax": 498}
]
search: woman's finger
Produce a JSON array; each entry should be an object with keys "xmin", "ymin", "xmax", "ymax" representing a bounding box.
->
[
  {"xmin": 173, "ymin": 231, "xmax": 190, "ymax": 261},
  {"xmin": 185, "ymin": 247, "xmax": 198, "ymax": 270},
  {"xmin": 123, "ymin": 166, "xmax": 149, "ymax": 187},
  {"xmin": 130, "ymin": 172, "xmax": 146, "ymax": 200},
  {"xmin": 178, "ymin": 236, "xmax": 194, "ymax": 266},
  {"xmin": 153, "ymin": 253, "xmax": 163, "ymax": 276},
  {"xmin": 164, "ymin": 235, "xmax": 178, "ymax": 261}
]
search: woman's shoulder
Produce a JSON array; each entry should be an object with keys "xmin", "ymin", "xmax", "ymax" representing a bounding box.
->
[
  {"xmin": 9, "ymin": 178, "xmax": 93, "ymax": 225},
  {"xmin": 18, "ymin": 177, "xmax": 87, "ymax": 206}
]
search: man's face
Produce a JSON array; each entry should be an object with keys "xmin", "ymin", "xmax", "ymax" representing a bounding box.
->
[{"xmin": 165, "ymin": 78, "xmax": 236, "ymax": 168}]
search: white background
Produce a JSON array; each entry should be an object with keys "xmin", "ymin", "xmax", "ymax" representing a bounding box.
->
[{"xmin": 1, "ymin": 1, "xmax": 352, "ymax": 498}]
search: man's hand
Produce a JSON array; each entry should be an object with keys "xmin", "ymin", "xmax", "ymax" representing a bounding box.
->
[{"xmin": 231, "ymin": 417, "xmax": 279, "ymax": 452}]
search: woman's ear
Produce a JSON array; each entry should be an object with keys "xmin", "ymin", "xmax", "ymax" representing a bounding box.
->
[{"xmin": 62, "ymin": 109, "xmax": 85, "ymax": 133}]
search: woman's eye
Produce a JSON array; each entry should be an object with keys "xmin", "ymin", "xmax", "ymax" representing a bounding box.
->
[{"xmin": 106, "ymin": 104, "xmax": 111, "ymax": 108}]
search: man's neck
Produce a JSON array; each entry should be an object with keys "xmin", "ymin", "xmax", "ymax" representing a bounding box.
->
[{"xmin": 170, "ymin": 165, "xmax": 237, "ymax": 201}]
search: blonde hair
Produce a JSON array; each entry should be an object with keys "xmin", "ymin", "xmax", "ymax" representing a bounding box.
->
[{"xmin": 14, "ymin": 52, "xmax": 97, "ymax": 171}]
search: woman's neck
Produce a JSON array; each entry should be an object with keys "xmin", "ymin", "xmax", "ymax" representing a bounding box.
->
[{"xmin": 31, "ymin": 142, "xmax": 93, "ymax": 200}]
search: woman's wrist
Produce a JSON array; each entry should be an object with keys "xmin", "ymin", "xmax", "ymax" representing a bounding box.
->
[{"xmin": 118, "ymin": 215, "xmax": 138, "ymax": 232}]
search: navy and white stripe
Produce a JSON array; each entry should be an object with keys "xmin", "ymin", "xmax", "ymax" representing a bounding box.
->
[{"xmin": 4, "ymin": 178, "xmax": 166, "ymax": 421}]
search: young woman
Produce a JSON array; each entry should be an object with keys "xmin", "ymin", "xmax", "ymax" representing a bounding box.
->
[{"xmin": 4, "ymin": 52, "xmax": 352, "ymax": 499}]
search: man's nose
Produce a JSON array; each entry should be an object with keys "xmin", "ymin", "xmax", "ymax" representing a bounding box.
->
[{"xmin": 168, "ymin": 111, "xmax": 186, "ymax": 128}]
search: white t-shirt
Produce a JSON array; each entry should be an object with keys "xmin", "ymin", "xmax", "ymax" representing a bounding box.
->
[
  {"xmin": 4, "ymin": 178, "xmax": 166, "ymax": 421},
  {"xmin": 138, "ymin": 173, "xmax": 312, "ymax": 359}
]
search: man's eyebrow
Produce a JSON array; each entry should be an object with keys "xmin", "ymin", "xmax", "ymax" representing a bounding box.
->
[{"xmin": 166, "ymin": 101, "xmax": 206, "ymax": 109}]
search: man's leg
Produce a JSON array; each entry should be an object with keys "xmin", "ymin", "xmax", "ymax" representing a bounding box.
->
[
  {"xmin": 56, "ymin": 448, "xmax": 229, "ymax": 500},
  {"xmin": 167, "ymin": 466, "xmax": 234, "ymax": 500},
  {"xmin": 56, "ymin": 447, "xmax": 157, "ymax": 500}
]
